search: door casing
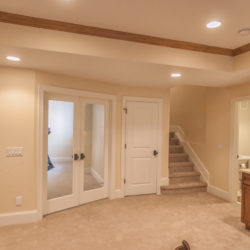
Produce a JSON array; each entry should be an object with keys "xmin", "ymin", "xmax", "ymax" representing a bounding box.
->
[{"xmin": 121, "ymin": 96, "xmax": 163, "ymax": 197}]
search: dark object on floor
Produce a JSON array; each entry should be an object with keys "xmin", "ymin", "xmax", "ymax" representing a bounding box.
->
[
  {"xmin": 175, "ymin": 240, "xmax": 190, "ymax": 250},
  {"xmin": 48, "ymin": 155, "xmax": 54, "ymax": 171},
  {"xmin": 48, "ymin": 127, "xmax": 54, "ymax": 171}
]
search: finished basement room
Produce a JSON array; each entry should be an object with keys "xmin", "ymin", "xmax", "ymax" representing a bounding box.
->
[{"xmin": 0, "ymin": 0, "xmax": 250, "ymax": 249}]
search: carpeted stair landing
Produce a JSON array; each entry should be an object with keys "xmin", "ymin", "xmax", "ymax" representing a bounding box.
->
[{"xmin": 161, "ymin": 132, "xmax": 207, "ymax": 194}]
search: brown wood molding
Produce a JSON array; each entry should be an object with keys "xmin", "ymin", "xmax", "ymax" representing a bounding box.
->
[
  {"xmin": 0, "ymin": 11, "xmax": 248, "ymax": 57},
  {"xmin": 233, "ymin": 43, "xmax": 250, "ymax": 56}
]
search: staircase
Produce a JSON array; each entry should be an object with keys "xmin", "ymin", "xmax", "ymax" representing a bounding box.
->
[{"xmin": 161, "ymin": 132, "xmax": 207, "ymax": 194}]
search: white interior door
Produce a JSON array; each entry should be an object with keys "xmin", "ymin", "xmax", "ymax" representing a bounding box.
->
[
  {"xmin": 124, "ymin": 100, "xmax": 160, "ymax": 196},
  {"xmin": 44, "ymin": 94, "xmax": 79, "ymax": 214},
  {"xmin": 79, "ymin": 98, "xmax": 109, "ymax": 204}
]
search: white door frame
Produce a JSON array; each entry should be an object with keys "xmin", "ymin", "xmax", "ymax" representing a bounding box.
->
[
  {"xmin": 121, "ymin": 96, "xmax": 163, "ymax": 197},
  {"xmin": 37, "ymin": 85, "xmax": 117, "ymax": 218},
  {"xmin": 229, "ymin": 95, "xmax": 250, "ymax": 202}
]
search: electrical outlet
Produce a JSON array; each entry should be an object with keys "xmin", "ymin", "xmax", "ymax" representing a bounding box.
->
[
  {"xmin": 6, "ymin": 147, "xmax": 23, "ymax": 157},
  {"xmin": 16, "ymin": 196, "xmax": 22, "ymax": 206}
]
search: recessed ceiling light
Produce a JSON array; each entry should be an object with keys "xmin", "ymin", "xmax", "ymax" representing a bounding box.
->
[
  {"xmin": 6, "ymin": 56, "xmax": 21, "ymax": 62},
  {"xmin": 171, "ymin": 73, "xmax": 181, "ymax": 78},
  {"xmin": 206, "ymin": 21, "xmax": 222, "ymax": 29},
  {"xmin": 238, "ymin": 28, "xmax": 250, "ymax": 36}
]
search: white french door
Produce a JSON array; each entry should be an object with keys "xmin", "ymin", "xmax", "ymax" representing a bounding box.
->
[
  {"xmin": 124, "ymin": 99, "xmax": 161, "ymax": 196},
  {"xmin": 44, "ymin": 93, "xmax": 109, "ymax": 214},
  {"xmin": 79, "ymin": 98, "xmax": 109, "ymax": 204}
]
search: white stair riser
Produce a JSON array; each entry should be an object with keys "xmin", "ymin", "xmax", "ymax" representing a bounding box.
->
[
  {"xmin": 169, "ymin": 175, "xmax": 200, "ymax": 184},
  {"xmin": 169, "ymin": 165, "xmax": 194, "ymax": 173},
  {"xmin": 161, "ymin": 186, "xmax": 207, "ymax": 194}
]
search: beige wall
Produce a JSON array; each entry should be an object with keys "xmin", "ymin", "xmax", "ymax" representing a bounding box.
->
[
  {"xmin": 0, "ymin": 66, "xmax": 170, "ymax": 214},
  {"xmin": 170, "ymin": 83, "xmax": 250, "ymax": 192},
  {"xmin": 0, "ymin": 68, "xmax": 37, "ymax": 213}
]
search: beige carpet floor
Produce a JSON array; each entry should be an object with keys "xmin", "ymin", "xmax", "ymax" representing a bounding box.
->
[{"xmin": 0, "ymin": 192, "xmax": 250, "ymax": 250}]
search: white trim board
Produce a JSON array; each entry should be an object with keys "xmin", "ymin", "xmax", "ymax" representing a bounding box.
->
[
  {"xmin": 110, "ymin": 189, "xmax": 123, "ymax": 199},
  {"xmin": 160, "ymin": 177, "xmax": 169, "ymax": 186},
  {"xmin": 0, "ymin": 210, "xmax": 40, "ymax": 227},
  {"xmin": 207, "ymin": 185, "xmax": 230, "ymax": 201}
]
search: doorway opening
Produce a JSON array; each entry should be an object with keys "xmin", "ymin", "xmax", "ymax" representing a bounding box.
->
[{"xmin": 231, "ymin": 97, "xmax": 250, "ymax": 203}]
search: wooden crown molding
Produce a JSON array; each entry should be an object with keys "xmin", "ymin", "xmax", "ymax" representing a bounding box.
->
[
  {"xmin": 232, "ymin": 43, "xmax": 250, "ymax": 56},
  {"xmin": 0, "ymin": 11, "xmax": 248, "ymax": 57}
]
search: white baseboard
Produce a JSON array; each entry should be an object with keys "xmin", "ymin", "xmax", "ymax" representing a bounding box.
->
[
  {"xmin": 110, "ymin": 189, "xmax": 124, "ymax": 199},
  {"xmin": 91, "ymin": 168, "xmax": 104, "ymax": 184},
  {"xmin": 51, "ymin": 157, "xmax": 72, "ymax": 163},
  {"xmin": 207, "ymin": 185, "xmax": 230, "ymax": 201},
  {"xmin": 0, "ymin": 210, "xmax": 41, "ymax": 227},
  {"xmin": 160, "ymin": 177, "xmax": 169, "ymax": 186}
]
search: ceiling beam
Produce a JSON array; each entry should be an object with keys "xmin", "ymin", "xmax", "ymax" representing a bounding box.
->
[{"xmin": 0, "ymin": 11, "xmax": 248, "ymax": 57}]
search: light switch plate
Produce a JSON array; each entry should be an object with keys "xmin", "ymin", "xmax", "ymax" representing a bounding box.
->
[
  {"xmin": 6, "ymin": 147, "xmax": 23, "ymax": 157},
  {"xmin": 16, "ymin": 196, "xmax": 22, "ymax": 206}
]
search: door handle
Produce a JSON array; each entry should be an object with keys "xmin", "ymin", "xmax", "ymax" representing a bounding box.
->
[
  {"xmin": 153, "ymin": 150, "xmax": 159, "ymax": 157},
  {"xmin": 73, "ymin": 153, "xmax": 79, "ymax": 161},
  {"xmin": 80, "ymin": 153, "xmax": 85, "ymax": 160}
]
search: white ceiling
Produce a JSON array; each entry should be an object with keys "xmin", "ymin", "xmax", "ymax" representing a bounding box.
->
[
  {"xmin": 0, "ymin": 45, "xmax": 249, "ymax": 88},
  {"xmin": 0, "ymin": 0, "xmax": 249, "ymax": 49}
]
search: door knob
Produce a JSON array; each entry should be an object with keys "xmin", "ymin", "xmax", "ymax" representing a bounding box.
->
[
  {"xmin": 153, "ymin": 150, "xmax": 159, "ymax": 157},
  {"xmin": 73, "ymin": 153, "xmax": 79, "ymax": 161},
  {"xmin": 80, "ymin": 153, "xmax": 86, "ymax": 160}
]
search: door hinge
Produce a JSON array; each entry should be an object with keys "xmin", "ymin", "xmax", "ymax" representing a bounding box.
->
[
  {"xmin": 125, "ymin": 144, "xmax": 127, "ymax": 149},
  {"xmin": 123, "ymin": 107, "xmax": 127, "ymax": 114},
  {"xmin": 124, "ymin": 178, "xmax": 126, "ymax": 184}
]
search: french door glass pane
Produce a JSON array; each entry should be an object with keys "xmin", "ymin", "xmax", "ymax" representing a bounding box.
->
[
  {"xmin": 83, "ymin": 104, "xmax": 105, "ymax": 191},
  {"xmin": 47, "ymin": 100, "xmax": 74, "ymax": 199}
]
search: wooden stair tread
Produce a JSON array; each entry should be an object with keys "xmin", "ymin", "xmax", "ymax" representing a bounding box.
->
[
  {"xmin": 161, "ymin": 181, "xmax": 207, "ymax": 190},
  {"xmin": 169, "ymin": 171, "xmax": 200, "ymax": 178}
]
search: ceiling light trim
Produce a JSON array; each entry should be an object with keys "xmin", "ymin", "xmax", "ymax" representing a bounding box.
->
[
  {"xmin": 171, "ymin": 73, "xmax": 182, "ymax": 78},
  {"xmin": 6, "ymin": 56, "xmax": 21, "ymax": 61},
  {"xmin": 206, "ymin": 21, "xmax": 222, "ymax": 29}
]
